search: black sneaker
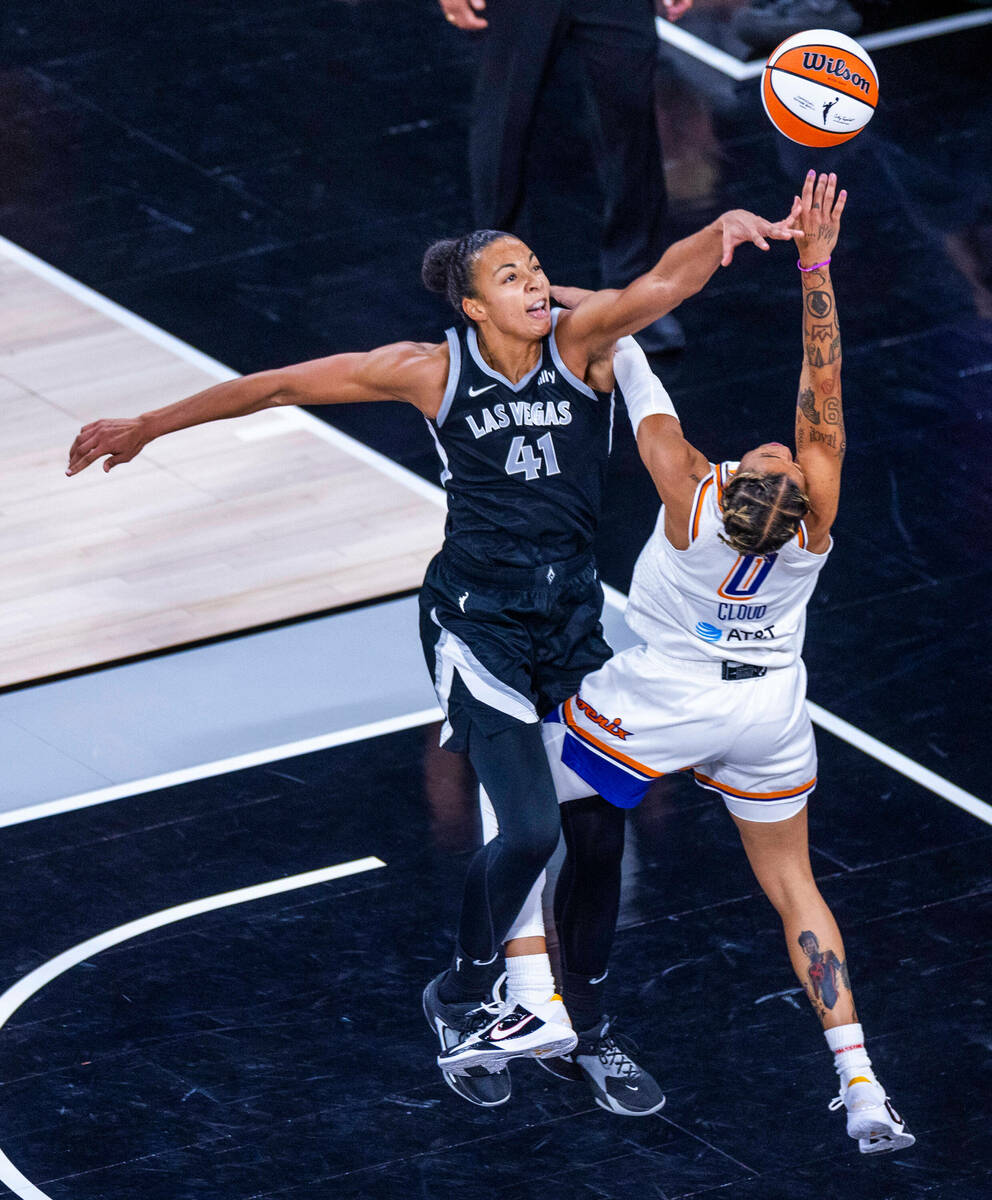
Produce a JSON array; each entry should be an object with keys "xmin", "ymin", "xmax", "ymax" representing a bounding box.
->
[
  {"xmin": 422, "ymin": 972, "xmax": 511, "ymax": 1107},
  {"xmin": 538, "ymin": 1017, "xmax": 666, "ymax": 1117},
  {"xmin": 731, "ymin": 0, "xmax": 862, "ymax": 52}
]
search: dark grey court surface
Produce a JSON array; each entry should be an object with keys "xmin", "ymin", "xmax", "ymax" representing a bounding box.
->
[{"xmin": 0, "ymin": 1, "xmax": 989, "ymax": 1197}]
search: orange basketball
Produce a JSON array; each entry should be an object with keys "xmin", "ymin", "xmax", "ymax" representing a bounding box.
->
[{"xmin": 762, "ymin": 29, "xmax": 878, "ymax": 147}]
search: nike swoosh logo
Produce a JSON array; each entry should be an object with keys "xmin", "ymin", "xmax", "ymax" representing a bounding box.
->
[
  {"xmin": 490, "ymin": 1013, "xmax": 536, "ymax": 1041},
  {"xmin": 468, "ymin": 383, "xmax": 497, "ymax": 397}
]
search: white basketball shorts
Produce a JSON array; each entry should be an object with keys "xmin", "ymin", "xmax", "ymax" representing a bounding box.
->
[{"xmin": 542, "ymin": 643, "xmax": 817, "ymax": 823}]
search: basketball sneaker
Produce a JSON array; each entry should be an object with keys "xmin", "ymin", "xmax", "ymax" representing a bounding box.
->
[
  {"xmin": 436, "ymin": 990, "xmax": 577, "ymax": 1075},
  {"xmin": 828, "ymin": 1076, "xmax": 916, "ymax": 1154},
  {"xmin": 538, "ymin": 1016, "xmax": 666, "ymax": 1117},
  {"xmin": 422, "ymin": 972, "xmax": 511, "ymax": 1107}
]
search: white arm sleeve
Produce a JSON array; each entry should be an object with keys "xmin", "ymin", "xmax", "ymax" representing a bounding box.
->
[{"xmin": 613, "ymin": 335, "xmax": 679, "ymax": 436}]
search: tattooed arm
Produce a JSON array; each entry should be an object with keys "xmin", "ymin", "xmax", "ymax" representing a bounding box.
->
[{"xmin": 793, "ymin": 171, "xmax": 847, "ymax": 554}]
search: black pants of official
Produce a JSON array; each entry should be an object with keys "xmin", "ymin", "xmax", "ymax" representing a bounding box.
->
[{"xmin": 469, "ymin": 0, "xmax": 667, "ymax": 288}]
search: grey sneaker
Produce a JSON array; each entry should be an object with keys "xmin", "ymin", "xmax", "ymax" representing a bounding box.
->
[
  {"xmin": 538, "ymin": 1017, "xmax": 666, "ymax": 1117},
  {"xmin": 422, "ymin": 971, "xmax": 511, "ymax": 1107},
  {"xmin": 732, "ymin": 0, "xmax": 862, "ymax": 52}
]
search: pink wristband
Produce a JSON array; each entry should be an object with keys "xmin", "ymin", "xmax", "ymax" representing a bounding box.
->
[{"xmin": 798, "ymin": 257, "xmax": 831, "ymax": 272}]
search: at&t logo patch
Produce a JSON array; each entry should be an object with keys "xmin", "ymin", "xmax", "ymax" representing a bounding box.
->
[{"xmin": 694, "ymin": 621, "xmax": 723, "ymax": 642}]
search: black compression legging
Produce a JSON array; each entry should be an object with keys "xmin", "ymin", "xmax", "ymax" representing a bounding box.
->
[
  {"xmin": 456, "ymin": 720, "xmax": 563, "ymax": 967},
  {"xmin": 554, "ymin": 793, "xmax": 626, "ymax": 980}
]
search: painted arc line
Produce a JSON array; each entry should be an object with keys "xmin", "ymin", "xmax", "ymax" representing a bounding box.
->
[
  {"xmin": 0, "ymin": 707, "xmax": 443, "ymax": 830},
  {"xmin": 655, "ymin": 11, "xmax": 992, "ymax": 81},
  {"xmin": 0, "ymin": 856, "xmax": 387, "ymax": 1200},
  {"xmin": 1, "ymin": 239, "xmax": 983, "ymax": 825}
]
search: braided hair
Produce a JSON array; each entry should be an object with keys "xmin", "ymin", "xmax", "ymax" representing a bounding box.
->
[
  {"xmin": 720, "ymin": 471, "xmax": 810, "ymax": 556},
  {"xmin": 421, "ymin": 230, "xmax": 511, "ymax": 324}
]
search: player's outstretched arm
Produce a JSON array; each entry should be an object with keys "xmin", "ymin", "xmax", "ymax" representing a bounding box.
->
[
  {"xmin": 555, "ymin": 202, "xmax": 801, "ymax": 358},
  {"xmin": 793, "ymin": 171, "xmax": 847, "ymax": 552},
  {"xmin": 65, "ymin": 341, "xmax": 448, "ymax": 476}
]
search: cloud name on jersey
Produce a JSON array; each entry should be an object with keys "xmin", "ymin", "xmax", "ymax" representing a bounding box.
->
[{"xmin": 466, "ymin": 399, "xmax": 572, "ymax": 440}]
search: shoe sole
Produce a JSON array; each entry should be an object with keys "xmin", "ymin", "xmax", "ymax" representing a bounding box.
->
[
  {"xmin": 535, "ymin": 1054, "xmax": 584, "ymax": 1083},
  {"xmin": 423, "ymin": 985, "xmax": 512, "ymax": 1107},
  {"xmin": 441, "ymin": 1068, "xmax": 511, "ymax": 1108},
  {"xmin": 440, "ymin": 1032, "xmax": 578, "ymax": 1075},
  {"xmin": 856, "ymin": 1124, "xmax": 916, "ymax": 1155},
  {"xmin": 593, "ymin": 1091, "xmax": 667, "ymax": 1117}
]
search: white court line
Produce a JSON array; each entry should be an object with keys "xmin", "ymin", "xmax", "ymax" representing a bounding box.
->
[
  {"xmin": 656, "ymin": 10, "xmax": 992, "ymax": 81},
  {"xmin": 1, "ymin": 237, "xmax": 985, "ymax": 828},
  {"xmin": 0, "ymin": 708, "xmax": 443, "ymax": 830},
  {"xmin": 0, "ymin": 856, "xmax": 386, "ymax": 1200},
  {"xmin": 7, "ymin": 586, "xmax": 987, "ymax": 829},
  {"xmin": 807, "ymin": 702, "xmax": 992, "ymax": 827}
]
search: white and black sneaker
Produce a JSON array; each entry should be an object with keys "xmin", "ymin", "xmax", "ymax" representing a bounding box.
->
[
  {"xmin": 422, "ymin": 972, "xmax": 511, "ymax": 1107},
  {"xmin": 539, "ymin": 1016, "xmax": 666, "ymax": 1117},
  {"xmin": 828, "ymin": 1076, "xmax": 916, "ymax": 1155},
  {"xmin": 437, "ymin": 991, "xmax": 576, "ymax": 1075}
]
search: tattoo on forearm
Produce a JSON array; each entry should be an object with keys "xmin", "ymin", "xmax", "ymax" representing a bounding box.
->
[
  {"xmin": 799, "ymin": 387, "xmax": 819, "ymax": 425},
  {"xmin": 799, "ymin": 278, "xmax": 843, "ymax": 453},
  {"xmin": 805, "ymin": 290, "xmax": 833, "ymax": 318}
]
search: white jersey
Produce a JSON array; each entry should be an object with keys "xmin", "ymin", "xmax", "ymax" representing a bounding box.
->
[{"xmin": 625, "ymin": 462, "xmax": 831, "ymax": 668}]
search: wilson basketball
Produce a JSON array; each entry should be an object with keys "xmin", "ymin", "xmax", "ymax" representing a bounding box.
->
[{"xmin": 762, "ymin": 29, "xmax": 878, "ymax": 147}]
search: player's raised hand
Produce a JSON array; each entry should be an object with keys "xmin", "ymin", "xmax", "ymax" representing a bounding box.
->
[
  {"xmin": 795, "ymin": 170, "xmax": 847, "ymax": 266},
  {"xmin": 718, "ymin": 207, "xmax": 802, "ymax": 266},
  {"xmin": 66, "ymin": 418, "xmax": 147, "ymax": 476}
]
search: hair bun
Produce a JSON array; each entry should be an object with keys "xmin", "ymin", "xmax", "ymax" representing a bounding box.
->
[{"xmin": 421, "ymin": 238, "xmax": 460, "ymax": 295}]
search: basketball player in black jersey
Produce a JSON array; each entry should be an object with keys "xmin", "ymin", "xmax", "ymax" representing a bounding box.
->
[{"xmin": 67, "ymin": 202, "xmax": 801, "ymax": 1107}]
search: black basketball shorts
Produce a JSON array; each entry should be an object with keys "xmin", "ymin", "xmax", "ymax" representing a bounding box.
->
[{"xmin": 419, "ymin": 548, "xmax": 613, "ymax": 753}]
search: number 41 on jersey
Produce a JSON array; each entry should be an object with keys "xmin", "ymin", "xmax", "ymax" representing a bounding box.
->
[{"xmin": 505, "ymin": 434, "xmax": 560, "ymax": 481}]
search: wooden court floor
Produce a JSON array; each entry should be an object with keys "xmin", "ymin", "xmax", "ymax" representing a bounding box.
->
[{"xmin": 0, "ymin": 243, "xmax": 444, "ymax": 688}]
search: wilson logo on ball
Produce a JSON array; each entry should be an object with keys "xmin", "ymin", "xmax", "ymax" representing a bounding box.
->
[
  {"xmin": 762, "ymin": 28, "xmax": 879, "ymax": 147},
  {"xmin": 800, "ymin": 53, "xmax": 872, "ymax": 94}
]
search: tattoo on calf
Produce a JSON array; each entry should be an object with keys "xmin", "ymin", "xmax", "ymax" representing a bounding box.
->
[{"xmin": 798, "ymin": 930, "xmax": 849, "ymax": 1010}]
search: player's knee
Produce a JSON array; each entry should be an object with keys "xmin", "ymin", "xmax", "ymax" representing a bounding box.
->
[
  {"xmin": 501, "ymin": 806, "xmax": 561, "ymax": 869},
  {"xmin": 762, "ymin": 869, "xmax": 819, "ymax": 918}
]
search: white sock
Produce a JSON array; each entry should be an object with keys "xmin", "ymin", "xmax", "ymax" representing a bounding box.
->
[
  {"xmin": 824, "ymin": 1022, "xmax": 876, "ymax": 1088},
  {"xmin": 505, "ymin": 953, "xmax": 557, "ymax": 1010}
]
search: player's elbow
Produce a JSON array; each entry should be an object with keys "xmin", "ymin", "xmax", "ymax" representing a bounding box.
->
[{"xmin": 263, "ymin": 369, "xmax": 308, "ymax": 409}]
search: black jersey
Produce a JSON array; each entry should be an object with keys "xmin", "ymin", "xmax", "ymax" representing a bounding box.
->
[{"xmin": 425, "ymin": 310, "xmax": 615, "ymax": 569}]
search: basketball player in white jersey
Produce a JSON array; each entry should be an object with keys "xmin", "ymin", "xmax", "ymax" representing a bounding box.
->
[{"xmin": 451, "ymin": 173, "xmax": 915, "ymax": 1153}]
